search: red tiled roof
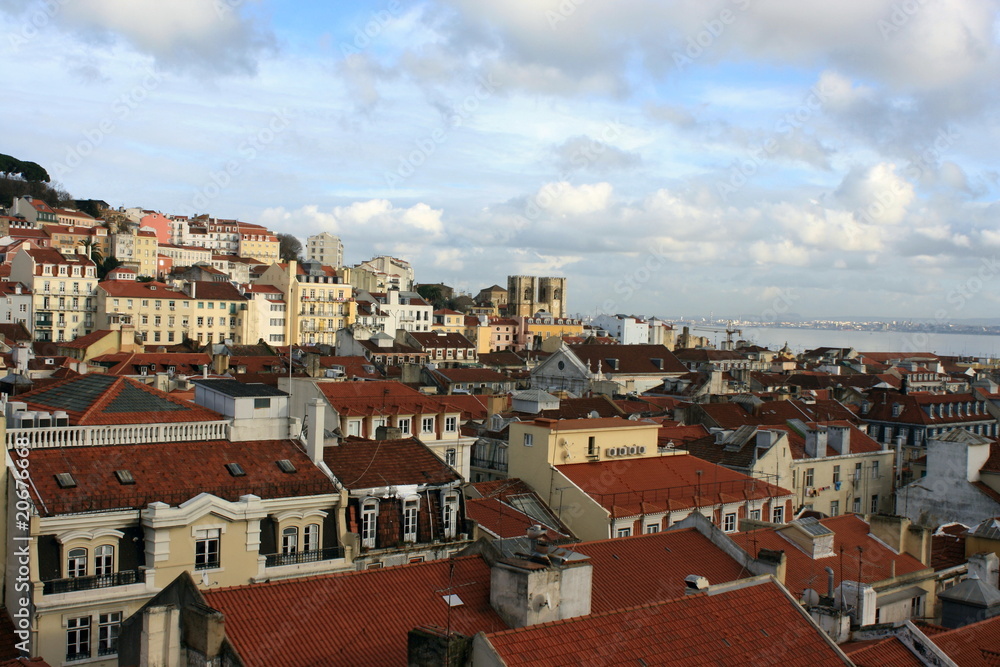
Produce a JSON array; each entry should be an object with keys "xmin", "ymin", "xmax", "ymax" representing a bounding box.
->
[
  {"xmin": 930, "ymin": 612, "xmax": 1000, "ymax": 664},
  {"xmin": 99, "ymin": 281, "xmax": 189, "ymax": 299},
  {"xmin": 847, "ymin": 637, "xmax": 923, "ymax": 666},
  {"xmin": 931, "ymin": 523, "xmax": 968, "ymax": 571},
  {"xmin": 203, "ymin": 556, "xmax": 508, "ymax": 666},
  {"xmin": 14, "ymin": 439, "xmax": 331, "ymax": 516},
  {"xmin": 317, "ymin": 381, "xmax": 453, "ymax": 417},
  {"xmin": 557, "ymin": 453, "xmax": 791, "ymax": 518},
  {"xmin": 466, "ymin": 497, "xmax": 567, "ymax": 540},
  {"xmin": 13, "ymin": 373, "xmax": 222, "ymax": 425},
  {"xmin": 482, "ymin": 578, "xmax": 850, "ymax": 666},
  {"xmin": 574, "ymin": 528, "xmax": 749, "ymax": 613},
  {"xmin": 732, "ymin": 515, "xmax": 928, "ymax": 598},
  {"xmin": 431, "ymin": 367, "xmax": 510, "ymax": 383},
  {"xmin": 58, "ymin": 329, "xmax": 114, "ymax": 349},
  {"xmin": 569, "ymin": 343, "xmax": 688, "ymax": 375},
  {"xmin": 323, "ymin": 437, "xmax": 461, "ymax": 488}
]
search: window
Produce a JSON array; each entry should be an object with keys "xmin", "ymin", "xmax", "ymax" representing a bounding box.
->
[
  {"xmin": 361, "ymin": 499, "xmax": 378, "ymax": 548},
  {"xmin": 855, "ymin": 462, "xmax": 863, "ymax": 481},
  {"xmin": 68, "ymin": 548, "xmax": 87, "ymax": 578},
  {"xmin": 588, "ymin": 436, "xmax": 597, "ymax": 456},
  {"xmin": 281, "ymin": 527, "xmax": 298, "ymax": 555},
  {"xmin": 853, "ymin": 497, "xmax": 862, "ymax": 514},
  {"xmin": 723, "ymin": 512, "xmax": 737, "ymax": 532},
  {"xmin": 98, "ymin": 612, "xmax": 121, "ymax": 656},
  {"xmin": 749, "ymin": 509, "xmax": 762, "ymax": 521},
  {"xmin": 445, "ymin": 448, "xmax": 457, "ymax": 468},
  {"xmin": 872, "ymin": 461, "xmax": 880, "ymax": 479},
  {"xmin": 830, "ymin": 500, "xmax": 840, "ymax": 517},
  {"xmin": 644, "ymin": 523, "xmax": 660, "ymax": 534},
  {"xmin": 832, "ymin": 465, "xmax": 841, "ymax": 484},
  {"xmin": 911, "ymin": 595, "xmax": 923, "ymax": 617},
  {"xmin": 67, "ymin": 616, "xmax": 91, "ymax": 661},
  {"xmin": 616, "ymin": 527, "xmax": 632, "ymax": 538},
  {"xmin": 254, "ymin": 398, "xmax": 270, "ymax": 409},
  {"xmin": 445, "ymin": 416, "xmax": 457, "ymax": 432},
  {"xmin": 398, "ymin": 418, "xmax": 410, "ymax": 435},
  {"xmin": 95, "ymin": 545, "xmax": 114, "ymax": 577},
  {"xmin": 523, "ymin": 433, "xmax": 533, "ymax": 447},
  {"xmin": 804, "ymin": 468, "xmax": 814, "ymax": 487},
  {"xmin": 871, "ymin": 495, "xmax": 879, "ymax": 514},
  {"xmin": 403, "ymin": 497, "xmax": 419, "ymax": 542},
  {"xmin": 195, "ymin": 528, "xmax": 221, "ymax": 569},
  {"xmin": 772, "ymin": 506, "xmax": 784, "ymax": 523},
  {"xmin": 442, "ymin": 492, "xmax": 459, "ymax": 538},
  {"xmin": 304, "ymin": 524, "xmax": 320, "ymax": 552},
  {"xmin": 421, "ymin": 416, "xmax": 434, "ymax": 433}
]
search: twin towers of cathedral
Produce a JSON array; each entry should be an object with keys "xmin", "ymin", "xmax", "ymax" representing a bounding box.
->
[{"xmin": 507, "ymin": 275, "xmax": 566, "ymax": 319}]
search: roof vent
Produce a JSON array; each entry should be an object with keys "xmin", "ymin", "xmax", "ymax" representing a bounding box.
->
[
  {"xmin": 684, "ymin": 574, "xmax": 709, "ymax": 592},
  {"xmin": 55, "ymin": 473, "xmax": 77, "ymax": 489},
  {"xmin": 225, "ymin": 462, "xmax": 246, "ymax": 477},
  {"xmin": 114, "ymin": 469, "xmax": 135, "ymax": 485},
  {"xmin": 276, "ymin": 459, "xmax": 297, "ymax": 474}
]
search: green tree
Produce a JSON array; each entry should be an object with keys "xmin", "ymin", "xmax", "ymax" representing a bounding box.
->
[
  {"xmin": 277, "ymin": 233, "xmax": 303, "ymax": 263},
  {"xmin": 96, "ymin": 256, "xmax": 123, "ymax": 280}
]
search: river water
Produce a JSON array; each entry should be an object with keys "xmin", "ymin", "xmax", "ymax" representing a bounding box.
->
[{"xmin": 724, "ymin": 327, "xmax": 1000, "ymax": 360}]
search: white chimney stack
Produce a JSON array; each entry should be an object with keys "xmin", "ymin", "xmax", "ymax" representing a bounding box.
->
[{"xmin": 307, "ymin": 398, "xmax": 326, "ymax": 464}]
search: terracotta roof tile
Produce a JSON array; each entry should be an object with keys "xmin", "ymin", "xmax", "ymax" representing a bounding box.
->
[
  {"xmin": 323, "ymin": 437, "xmax": 461, "ymax": 488},
  {"xmin": 557, "ymin": 453, "xmax": 791, "ymax": 518},
  {"xmin": 203, "ymin": 556, "xmax": 507, "ymax": 666},
  {"xmin": 847, "ymin": 636, "xmax": 923, "ymax": 666},
  {"xmin": 14, "ymin": 439, "xmax": 331, "ymax": 516},
  {"xmin": 483, "ymin": 579, "xmax": 850, "ymax": 666},
  {"xmin": 732, "ymin": 515, "xmax": 928, "ymax": 599}
]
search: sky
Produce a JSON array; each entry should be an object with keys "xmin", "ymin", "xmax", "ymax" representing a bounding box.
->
[{"xmin": 3, "ymin": 0, "xmax": 1000, "ymax": 323}]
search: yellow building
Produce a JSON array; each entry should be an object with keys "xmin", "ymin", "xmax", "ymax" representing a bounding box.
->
[
  {"xmin": 515, "ymin": 313, "xmax": 585, "ymax": 349},
  {"xmin": 10, "ymin": 247, "xmax": 98, "ymax": 342},
  {"xmin": 431, "ymin": 308, "xmax": 464, "ymax": 333},
  {"xmin": 134, "ymin": 229, "xmax": 159, "ymax": 278},
  {"xmin": 98, "ymin": 279, "xmax": 251, "ymax": 346},
  {"xmin": 236, "ymin": 222, "xmax": 280, "ymax": 263},
  {"xmin": 41, "ymin": 224, "xmax": 110, "ymax": 259},
  {"xmin": 256, "ymin": 260, "xmax": 355, "ymax": 346}
]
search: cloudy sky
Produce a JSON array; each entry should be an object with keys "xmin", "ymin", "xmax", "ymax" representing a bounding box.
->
[{"xmin": 3, "ymin": 0, "xmax": 1000, "ymax": 322}]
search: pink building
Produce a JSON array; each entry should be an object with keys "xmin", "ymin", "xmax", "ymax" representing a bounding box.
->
[{"xmin": 140, "ymin": 211, "xmax": 173, "ymax": 243}]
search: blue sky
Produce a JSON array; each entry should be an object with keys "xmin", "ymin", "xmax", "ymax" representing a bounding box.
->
[{"xmin": 3, "ymin": 0, "xmax": 1000, "ymax": 322}]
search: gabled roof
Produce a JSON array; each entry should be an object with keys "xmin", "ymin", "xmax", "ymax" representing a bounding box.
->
[
  {"xmin": 569, "ymin": 343, "xmax": 687, "ymax": 375},
  {"xmin": 0, "ymin": 322, "xmax": 32, "ymax": 342},
  {"xmin": 317, "ymin": 381, "xmax": 453, "ymax": 417},
  {"xmin": 430, "ymin": 367, "xmax": 512, "ymax": 384},
  {"xmin": 323, "ymin": 437, "xmax": 461, "ymax": 489},
  {"xmin": 58, "ymin": 329, "xmax": 115, "ymax": 349},
  {"xmin": 14, "ymin": 439, "xmax": 331, "ymax": 516},
  {"xmin": 482, "ymin": 578, "xmax": 851, "ymax": 666},
  {"xmin": 203, "ymin": 556, "xmax": 507, "ymax": 666},
  {"xmin": 408, "ymin": 331, "xmax": 475, "ymax": 348},
  {"xmin": 13, "ymin": 373, "xmax": 221, "ymax": 425}
]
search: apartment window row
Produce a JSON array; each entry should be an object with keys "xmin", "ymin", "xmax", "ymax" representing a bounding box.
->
[
  {"xmin": 67, "ymin": 611, "xmax": 121, "ymax": 661},
  {"xmin": 360, "ymin": 492, "xmax": 460, "ymax": 549}
]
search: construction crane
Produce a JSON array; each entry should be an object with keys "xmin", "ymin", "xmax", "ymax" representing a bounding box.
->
[{"xmin": 692, "ymin": 321, "xmax": 743, "ymax": 348}]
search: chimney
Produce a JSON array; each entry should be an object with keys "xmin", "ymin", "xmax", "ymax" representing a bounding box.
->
[
  {"xmin": 138, "ymin": 605, "xmax": 181, "ymax": 667},
  {"xmin": 803, "ymin": 425, "xmax": 827, "ymax": 458},
  {"xmin": 827, "ymin": 425, "xmax": 850, "ymax": 455},
  {"xmin": 213, "ymin": 353, "xmax": 230, "ymax": 375},
  {"xmin": 489, "ymin": 538, "xmax": 592, "ymax": 628},
  {"xmin": 407, "ymin": 626, "xmax": 470, "ymax": 667},
  {"xmin": 375, "ymin": 425, "xmax": 402, "ymax": 441}
]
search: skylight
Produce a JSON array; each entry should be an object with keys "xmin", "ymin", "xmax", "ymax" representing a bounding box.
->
[{"xmin": 225, "ymin": 462, "xmax": 246, "ymax": 477}]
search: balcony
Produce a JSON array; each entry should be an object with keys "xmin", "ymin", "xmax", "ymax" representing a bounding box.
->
[
  {"xmin": 43, "ymin": 569, "xmax": 144, "ymax": 595},
  {"xmin": 264, "ymin": 546, "xmax": 344, "ymax": 567}
]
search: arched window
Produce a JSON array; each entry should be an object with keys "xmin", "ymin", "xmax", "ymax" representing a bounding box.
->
[
  {"xmin": 304, "ymin": 524, "xmax": 320, "ymax": 553},
  {"xmin": 68, "ymin": 548, "xmax": 87, "ymax": 578},
  {"xmin": 95, "ymin": 545, "xmax": 114, "ymax": 577},
  {"xmin": 523, "ymin": 287, "xmax": 532, "ymax": 301},
  {"xmin": 281, "ymin": 527, "xmax": 298, "ymax": 555},
  {"xmin": 361, "ymin": 499, "xmax": 378, "ymax": 549}
]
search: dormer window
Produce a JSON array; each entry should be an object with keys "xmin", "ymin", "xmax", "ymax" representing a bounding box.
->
[
  {"xmin": 402, "ymin": 497, "xmax": 419, "ymax": 543},
  {"xmin": 892, "ymin": 403, "xmax": 901, "ymax": 417}
]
